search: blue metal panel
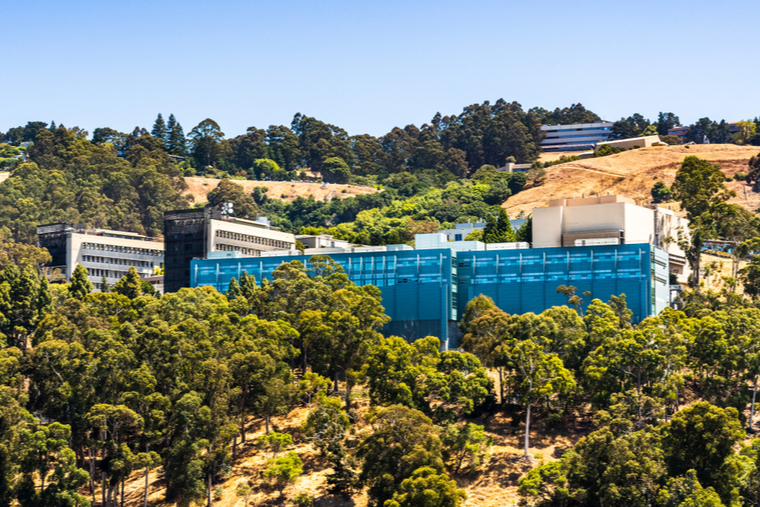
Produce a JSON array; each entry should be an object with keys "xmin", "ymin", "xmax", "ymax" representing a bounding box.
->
[{"xmin": 191, "ymin": 243, "xmax": 667, "ymax": 347}]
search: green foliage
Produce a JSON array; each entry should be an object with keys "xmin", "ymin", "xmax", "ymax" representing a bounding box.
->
[
  {"xmin": 611, "ymin": 113, "xmax": 650, "ymax": 139},
  {"xmin": 0, "ymin": 128, "xmax": 188, "ymax": 241},
  {"xmin": 482, "ymin": 208, "xmax": 515, "ymax": 243},
  {"xmin": 188, "ymin": 118, "xmax": 225, "ymax": 168},
  {"xmin": 113, "ymin": 266, "xmax": 143, "ymax": 299},
  {"xmin": 357, "ymin": 405, "xmax": 445, "ymax": 506},
  {"xmin": 291, "ymin": 492, "xmax": 313, "ymax": 506},
  {"xmin": 441, "ymin": 423, "xmax": 492, "ymax": 473},
  {"xmin": 235, "ymin": 483, "xmax": 253, "ymax": 507},
  {"xmin": 302, "ymin": 393, "xmax": 350, "ymax": 456},
  {"xmin": 263, "ymin": 451, "xmax": 303, "ymax": 492},
  {"xmin": 651, "ymin": 181, "xmax": 674, "ymax": 203},
  {"xmin": 384, "ymin": 467, "xmax": 466, "ymax": 507},
  {"xmin": 747, "ymin": 152, "xmax": 760, "ymax": 191},
  {"xmin": 362, "ymin": 335, "xmax": 489, "ymax": 419},
  {"xmin": 321, "ymin": 157, "xmax": 352, "ymax": 184},
  {"xmin": 257, "ymin": 431, "xmax": 293, "ymax": 458},
  {"xmin": 595, "ymin": 144, "xmax": 627, "ymax": 157},
  {"xmin": 207, "ymin": 178, "xmax": 258, "ymax": 219},
  {"xmin": 657, "ymin": 470, "xmax": 725, "ymax": 507},
  {"xmin": 69, "ymin": 264, "xmax": 93, "ymax": 300},
  {"xmin": 672, "ymin": 156, "xmax": 735, "ymax": 287},
  {"xmin": 663, "ymin": 401, "xmax": 744, "ymax": 503}
]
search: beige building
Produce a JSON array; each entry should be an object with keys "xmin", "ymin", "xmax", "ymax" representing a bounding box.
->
[
  {"xmin": 532, "ymin": 195, "xmax": 689, "ymax": 279},
  {"xmin": 37, "ymin": 224, "xmax": 165, "ymax": 292},
  {"xmin": 594, "ymin": 135, "xmax": 666, "ymax": 153}
]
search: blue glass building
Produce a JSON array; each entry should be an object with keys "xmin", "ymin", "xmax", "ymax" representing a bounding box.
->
[{"xmin": 191, "ymin": 243, "xmax": 669, "ymax": 348}]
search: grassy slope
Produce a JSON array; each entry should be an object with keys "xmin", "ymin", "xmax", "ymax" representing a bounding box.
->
[
  {"xmin": 108, "ymin": 386, "xmax": 589, "ymax": 507},
  {"xmin": 182, "ymin": 177, "xmax": 378, "ymax": 206},
  {"xmin": 504, "ymin": 144, "xmax": 760, "ymax": 217}
]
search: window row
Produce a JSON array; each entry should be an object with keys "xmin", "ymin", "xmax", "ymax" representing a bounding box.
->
[
  {"xmin": 215, "ymin": 230, "xmax": 291, "ymax": 249},
  {"xmin": 87, "ymin": 268, "xmax": 129, "ymax": 279},
  {"xmin": 82, "ymin": 242, "xmax": 162, "ymax": 257},
  {"xmin": 83, "ymin": 255, "xmax": 154, "ymax": 268},
  {"xmin": 216, "ymin": 243, "xmax": 261, "ymax": 256}
]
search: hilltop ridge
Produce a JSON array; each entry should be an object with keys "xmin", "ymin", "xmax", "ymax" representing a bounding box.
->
[{"xmin": 504, "ymin": 144, "xmax": 760, "ymax": 216}]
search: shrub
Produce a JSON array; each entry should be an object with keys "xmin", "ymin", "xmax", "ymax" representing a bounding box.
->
[
  {"xmin": 543, "ymin": 411, "xmax": 564, "ymax": 429},
  {"xmin": 735, "ymin": 172, "xmax": 747, "ymax": 181},
  {"xmin": 257, "ymin": 432, "xmax": 293, "ymax": 458},
  {"xmin": 264, "ymin": 452, "xmax": 303, "ymax": 492},
  {"xmin": 291, "ymin": 493, "xmax": 313, "ymax": 506},
  {"xmin": 596, "ymin": 145, "xmax": 626, "ymax": 157}
]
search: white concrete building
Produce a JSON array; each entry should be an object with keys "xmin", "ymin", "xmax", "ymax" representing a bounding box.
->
[
  {"xmin": 540, "ymin": 122, "xmax": 613, "ymax": 152},
  {"xmin": 37, "ymin": 224, "xmax": 164, "ymax": 292},
  {"xmin": 531, "ymin": 195, "xmax": 689, "ymax": 278}
]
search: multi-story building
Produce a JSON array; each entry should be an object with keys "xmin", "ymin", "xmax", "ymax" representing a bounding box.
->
[
  {"xmin": 190, "ymin": 196, "xmax": 675, "ymax": 348},
  {"xmin": 540, "ymin": 122, "xmax": 613, "ymax": 152},
  {"xmin": 531, "ymin": 194, "xmax": 689, "ymax": 279},
  {"xmin": 164, "ymin": 208, "xmax": 296, "ymax": 293},
  {"xmin": 36, "ymin": 223, "xmax": 164, "ymax": 291}
]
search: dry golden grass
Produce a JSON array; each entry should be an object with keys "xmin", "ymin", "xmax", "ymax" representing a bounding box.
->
[
  {"xmin": 183, "ymin": 177, "xmax": 378, "ymax": 205},
  {"xmin": 107, "ymin": 388, "xmax": 589, "ymax": 507},
  {"xmin": 505, "ymin": 144, "xmax": 760, "ymax": 217}
]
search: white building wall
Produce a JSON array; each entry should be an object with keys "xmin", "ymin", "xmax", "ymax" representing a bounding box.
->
[
  {"xmin": 72, "ymin": 232, "xmax": 165, "ymax": 291},
  {"xmin": 532, "ymin": 206, "xmax": 564, "ymax": 248},
  {"xmin": 208, "ymin": 219, "xmax": 296, "ymax": 256}
]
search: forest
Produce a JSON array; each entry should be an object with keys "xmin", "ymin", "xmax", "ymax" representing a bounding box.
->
[
  {"xmin": 5, "ymin": 240, "xmax": 760, "ymax": 507},
  {"xmin": 2, "ymin": 102, "xmax": 760, "ymax": 506}
]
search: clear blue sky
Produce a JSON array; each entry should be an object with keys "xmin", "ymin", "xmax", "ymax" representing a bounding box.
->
[{"xmin": 4, "ymin": 0, "xmax": 758, "ymax": 138}]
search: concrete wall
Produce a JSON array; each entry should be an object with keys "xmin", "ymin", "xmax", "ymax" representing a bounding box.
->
[
  {"xmin": 532, "ymin": 205, "xmax": 565, "ymax": 248},
  {"xmin": 594, "ymin": 135, "xmax": 662, "ymax": 152}
]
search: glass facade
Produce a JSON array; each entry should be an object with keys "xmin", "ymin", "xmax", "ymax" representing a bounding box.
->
[{"xmin": 191, "ymin": 243, "xmax": 669, "ymax": 348}]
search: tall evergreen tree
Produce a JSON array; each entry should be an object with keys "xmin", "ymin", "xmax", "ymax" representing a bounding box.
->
[
  {"xmin": 69, "ymin": 264, "xmax": 93, "ymax": 300},
  {"xmin": 483, "ymin": 208, "xmax": 515, "ymax": 243},
  {"xmin": 166, "ymin": 114, "xmax": 187, "ymax": 156},
  {"xmin": 151, "ymin": 113, "xmax": 167, "ymax": 148}
]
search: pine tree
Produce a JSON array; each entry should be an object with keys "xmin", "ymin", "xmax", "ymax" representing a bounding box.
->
[
  {"xmin": 483, "ymin": 208, "xmax": 515, "ymax": 243},
  {"xmin": 49, "ymin": 121, "xmax": 56, "ymax": 131},
  {"xmin": 114, "ymin": 266, "xmax": 143, "ymax": 299},
  {"xmin": 101, "ymin": 275, "xmax": 110, "ymax": 293},
  {"xmin": 151, "ymin": 113, "xmax": 167, "ymax": 148},
  {"xmin": 166, "ymin": 114, "xmax": 186, "ymax": 156},
  {"xmin": 69, "ymin": 264, "xmax": 93, "ymax": 300}
]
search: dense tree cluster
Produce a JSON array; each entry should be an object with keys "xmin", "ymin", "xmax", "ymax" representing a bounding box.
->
[
  {"xmin": 0, "ymin": 125, "xmax": 188, "ymax": 242},
  {"xmin": 609, "ymin": 112, "xmax": 760, "ymax": 146}
]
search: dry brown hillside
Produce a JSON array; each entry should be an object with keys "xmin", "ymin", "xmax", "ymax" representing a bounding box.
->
[
  {"xmin": 106, "ymin": 388, "xmax": 590, "ymax": 507},
  {"xmin": 183, "ymin": 177, "xmax": 378, "ymax": 205},
  {"xmin": 504, "ymin": 144, "xmax": 760, "ymax": 217}
]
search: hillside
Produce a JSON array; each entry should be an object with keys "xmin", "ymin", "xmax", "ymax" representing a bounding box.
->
[
  {"xmin": 106, "ymin": 391, "xmax": 588, "ymax": 507},
  {"xmin": 183, "ymin": 177, "xmax": 378, "ymax": 205},
  {"xmin": 504, "ymin": 144, "xmax": 760, "ymax": 217}
]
